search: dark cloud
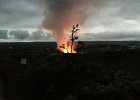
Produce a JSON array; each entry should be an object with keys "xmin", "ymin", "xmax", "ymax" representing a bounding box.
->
[
  {"xmin": 0, "ymin": 29, "xmax": 54, "ymax": 41},
  {"xmin": 81, "ymin": 31, "xmax": 140, "ymax": 41},
  {"xmin": 95, "ymin": 32, "xmax": 140, "ymax": 40},
  {"xmin": 0, "ymin": 0, "xmax": 43, "ymax": 28},
  {"xmin": 0, "ymin": 0, "xmax": 140, "ymax": 41},
  {"xmin": 0, "ymin": 30, "xmax": 8, "ymax": 39},
  {"xmin": 9, "ymin": 30, "xmax": 29, "ymax": 39},
  {"xmin": 8, "ymin": 30, "xmax": 54, "ymax": 41},
  {"xmin": 29, "ymin": 31, "xmax": 53, "ymax": 40},
  {"xmin": 0, "ymin": 29, "xmax": 140, "ymax": 41},
  {"xmin": 30, "ymin": 31, "xmax": 44, "ymax": 40}
]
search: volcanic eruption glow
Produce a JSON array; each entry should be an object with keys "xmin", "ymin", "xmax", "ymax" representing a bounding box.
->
[
  {"xmin": 59, "ymin": 24, "xmax": 79, "ymax": 53},
  {"xmin": 60, "ymin": 46, "xmax": 77, "ymax": 53},
  {"xmin": 59, "ymin": 41, "xmax": 77, "ymax": 53},
  {"xmin": 41, "ymin": 0, "xmax": 87, "ymax": 53},
  {"xmin": 41, "ymin": 0, "xmax": 107, "ymax": 53}
]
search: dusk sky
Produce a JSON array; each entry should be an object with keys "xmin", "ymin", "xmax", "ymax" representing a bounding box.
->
[{"xmin": 0, "ymin": 0, "xmax": 140, "ymax": 41}]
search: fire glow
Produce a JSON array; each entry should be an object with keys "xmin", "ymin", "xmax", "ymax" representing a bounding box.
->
[
  {"xmin": 42, "ymin": 0, "xmax": 107, "ymax": 53},
  {"xmin": 60, "ymin": 44, "xmax": 77, "ymax": 53},
  {"xmin": 42, "ymin": 0, "xmax": 87, "ymax": 54},
  {"xmin": 59, "ymin": 24, "xmax": 79, "ymax": 53}
]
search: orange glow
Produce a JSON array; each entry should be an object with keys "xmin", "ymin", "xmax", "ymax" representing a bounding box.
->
[
  {"xmin": 60, "ymin": 46, "xmax": 77, "ymax": 53},
  {"xmin": 59, "ymin": 40, "xmax": 77, "ymax": 53},
  {"xmin": 57, "ymin": 23, "xmax": 79, "ymax": 54},
  {"xmin": 63, "ymin": 49, "xmax": 68, "ymax": 53}
]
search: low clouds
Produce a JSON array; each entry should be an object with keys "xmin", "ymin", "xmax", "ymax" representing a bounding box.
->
[
  {"xmin": 29, "ymin": 31, "xmax": 53, "ymax": 40},
  {"xmin": 0, "ymin": 30, "xmax": 8, "ymax": 39},
  {"xmin": 0, "ymin": 0, "xmax": 140, "ymax": 41},
  {"xmin": 81, "ymin": 31, "xmax": 140, "ymax": 41},
  {"xmin": 9, "ymin": 30, "xmax": 29, "ymax": 39},
  {"xmin": 0, "ymin": 29, "xmax": 140, "ymax": 41},
  {"xmin": 0, "ymin": 29, "xmax": 54, "ymax": 41},
  {"xmin": 30, "ymin": 31, "xmax": 44, "ymax": 40}
]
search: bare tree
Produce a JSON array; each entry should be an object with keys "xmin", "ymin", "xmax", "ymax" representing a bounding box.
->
[
  {"xmin": 70, "ymin": 24, "xmax": 79, "ymax": 53},
  {"xmin": 60, "ymin": 24, "xmax": 80, "ymax": 53}
]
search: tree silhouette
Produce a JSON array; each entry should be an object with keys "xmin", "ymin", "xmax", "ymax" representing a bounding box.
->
[
  {"xmin": 70, "ymin": 24, "xmax": 79, "ymax": 53},
  {"xmin": 60, "ymin": 24, "xmax": 80, "ymax": 53}
]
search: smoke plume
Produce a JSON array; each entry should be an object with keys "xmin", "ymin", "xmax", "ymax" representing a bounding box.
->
[{"xmin": 42, "ymin": 0, "xmax": 109, "ymax": 47}]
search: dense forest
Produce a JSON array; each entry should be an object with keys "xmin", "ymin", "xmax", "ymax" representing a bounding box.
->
[{"xmin": 0, "ymin": 42, "xmax": 140, "ymax": 100}]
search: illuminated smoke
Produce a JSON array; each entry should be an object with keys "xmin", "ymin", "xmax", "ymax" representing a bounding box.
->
[{"xmin": 42, "ymin": 0, "xmax": 109, "ymax": 47}]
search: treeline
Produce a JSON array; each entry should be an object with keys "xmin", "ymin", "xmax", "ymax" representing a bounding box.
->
[{"xmin": 0, "ymin": 50, "xmax": 140, "ymax": 100}]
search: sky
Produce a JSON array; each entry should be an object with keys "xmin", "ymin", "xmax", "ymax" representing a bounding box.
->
[{"xmin": 0, "ymin": 0, "xmax": 140, "ymax": 41}]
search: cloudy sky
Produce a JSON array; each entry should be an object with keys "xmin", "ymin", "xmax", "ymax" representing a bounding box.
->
[{"xmin": 0, "ymin": 0, "xmax": 140, "ymax": 41}]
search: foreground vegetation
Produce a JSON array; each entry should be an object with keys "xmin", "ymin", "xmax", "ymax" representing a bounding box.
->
[{"xmin": 0, "ymin": 49, "xmax": 140, "ymax": 100}]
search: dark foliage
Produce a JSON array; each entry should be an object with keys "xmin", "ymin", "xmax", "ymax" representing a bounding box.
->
[{"xmin": 0, "ymin": 42, "xmax": 140, "ymax": 100}]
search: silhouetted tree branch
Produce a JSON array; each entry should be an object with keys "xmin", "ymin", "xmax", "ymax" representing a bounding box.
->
[{"xmin": 70, "ymin": 24, "xmax": 80, "ymax": 53}]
